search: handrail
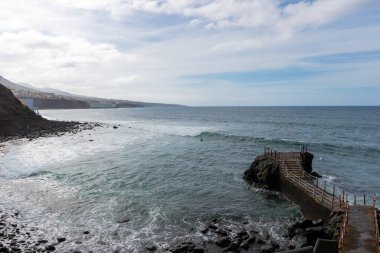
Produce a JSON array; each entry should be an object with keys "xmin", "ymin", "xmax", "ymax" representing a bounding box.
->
[
  {"xmin": 374, "ymin": 207, "xmax": 380, "ymax": 253},
  {"xmin": 277, "ymin": 152, "xmax": 342, "ymax": 210},
  {"xmin": 338, "ymin": 205, "xmax": 350, "ymax": 253},
  {"xmin": 265, "ymin": 146, "xmax": 379, "ymax": 253}
]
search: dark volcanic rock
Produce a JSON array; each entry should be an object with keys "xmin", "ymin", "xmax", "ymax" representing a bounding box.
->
[
  {"xmin": 216, "ymin": 228, "xmax": 228, "ymax": 236},
  {"xmin": 193, "ymin": 247, "xmax": 204, "ymax": 253},
  {"xmin": 288, "ymin": 217, "xmax": 332, "ymax": 249},
  {"xmin": 0, "ymin": 83, "xmax": 104, "ymax": 143},
  {"xmin": 57, "ymin": 237, "xmax": 66, "ymax": 243},
  {"xmin": 310, "ymin": 171, "xmax": 322, "ymax": 178},
  {"xmin": 260, "ymin": 245, "xmax": 274, "ymax": 253},
  {"xmin": 215, "ymin": 238, "xmax": 231, "ymax": 248},
  {"xmin": 45, "ymin": 245, "xmax": 56, "ymax": 251},
  {"xmin": 300, "ymin": 152, "xmax": 314, "ymax": 174},
  {"xmin": 243, "ymin": 155, "xmax": 281, "ymax": 190},
  {"xmin": 145, "ymin": 244, "xmax": 157, "ymax": 251}
]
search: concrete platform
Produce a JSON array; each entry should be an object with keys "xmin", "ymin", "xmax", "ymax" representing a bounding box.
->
[{"xmin": 343, "ymin": 205, "xmax": 378, "ymax": 253}]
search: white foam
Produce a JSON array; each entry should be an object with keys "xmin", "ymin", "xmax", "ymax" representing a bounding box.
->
[
  {"xmin": 322, "ymin": 175, "xmax": 337, "ymax": 183},
  {"xmin": 131, "ymin": 122, "xmax": 214, "ymax": 137},
  {"xmin": 0, "ymin": 127, "xmax": 142, "ymax": 178}
]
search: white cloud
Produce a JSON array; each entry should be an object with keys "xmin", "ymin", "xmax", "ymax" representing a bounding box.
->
[{"xmin": 0, "ymin": 0, "xmax": 379, "ymax": 105}]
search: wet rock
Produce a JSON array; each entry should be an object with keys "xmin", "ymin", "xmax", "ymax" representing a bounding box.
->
[
  {"xmin": 0, "ymin": 247, "xmax": 10, "ymax": 253},
  {"xmin": 145, "ymin": 244, "xmax": 157, "ymax": 251},
  {"xmin": 262, "ymin": 231, "xmax": 270, "ymax": 240},
  {"xmin": 255, "ymin": 237, "xmax": 266, "ymax": 245},
  {"xmin": 243, "ymin": 155, "xmax": 281, "ymax": 190},
  {"xmin": 288, "ymin": 220, "xmax": 314, "ymax": 237},
  {"xmin": 269, "ymin": 240, "xmax": 279, "ymax": 250},
  {"xmin": 226, "ymin": 242, "xmax": 240, "ymax": 252},
  {"xmin": 193, "ymin": 248, "xmax": 204, "ymax": 253},
  {"xmin": 208, "ymin": 224, "xmax": 218, "ymax": 230},
  {"xmin": 83, "ymin": 231, "xmax": 90, "ymax": 235},
  {"xmin": 299, "ymin": 152, "xmax": 314, "ymax": 174},
  {"xmin": 215, "ymin": 238, "xmax": 231, "ymax": 248},
  {"xmin": 236, "ymin": 230, "xmax": 248, "ymax": 237},
  {"xmin": 310, "ymin": 171, "xmax": 322, "ymax": 178},
  {"xmin": 57, "ymin": 237, "xmax": 66, "ymax": 243},
  {"xmin": 216, "ymin": 228, "xmax": 228, "ymax": 236},
  {"xmin": 117, "ymin": 218, "xmax": 131, "ymax": 224},
  {"xmin": 288, "ymin": 234, "xmax": 309, "ymax": 249},
  {"xmin": 113, "ymin": 126, "xmax": 118, "ymax": 129},
  {"xmin": 38, "ymin": 240, "xmax": 48, "ymax": 244},
  {"xmin": 312, "ymin": 219, "xmax": 323, "ymax": 226},
  {"xmin": 45, "ymin": 245, "xmax": 56, "ymax": 251},
  {"xmin": 201, "ymin": 228, "xmax": 209, "ymax": 234},
  {"xmin": 260, "ymin": 245, "xmax": 274, "ymax": 253},
  {"xmin": 172, "ymin": 244, "xmax": 188, "ymax": 253}
]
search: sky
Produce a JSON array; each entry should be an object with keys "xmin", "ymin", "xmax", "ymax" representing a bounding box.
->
[{"xmin": 0, "ymin": 0, "xmax": 380, "ymax": 106}]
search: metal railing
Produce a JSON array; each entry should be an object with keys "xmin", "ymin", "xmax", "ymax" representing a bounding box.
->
[
  {"xmin": 374, "ymin": 206, "xmax": 380, "ymax": 253},
  {"xmin": 338, "ymin": 205, "xmax": 350, "ymax": 253},
  {"xmin": 264, "ymin": 146, "xmax": 380, "ymax": 253},
  {"xmin": 277, "ymin": 152, "xmax": 345, "ymax": 210}
]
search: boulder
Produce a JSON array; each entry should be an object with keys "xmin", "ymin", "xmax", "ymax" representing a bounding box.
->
[
  {"xmin": 288, "ymin": 234, "xmax": 309, "ymax": 249},
  {"xmin": 145, "ymin": 244, "xmax": 157, "ymax": 251},
  {"xmin": 215, "ymin": 238, "xmax": 231, "ymax": 248},
  {"xmin": 300, "ymin": 152, "xmax": 313, "ymax": 174},
  {"xmin": 193, "ymin": 248, "xmax": 204, "ymax": 253},
  {"xmin": 243, "ymin": 155, "xmax": 281, "ymax": 190},
  {"xmin": 260, "ymin": 245, "xmax": 274, "ymax": 253}
]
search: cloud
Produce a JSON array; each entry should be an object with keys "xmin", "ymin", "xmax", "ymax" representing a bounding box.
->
[{"xmin": 0, "ymin": 0, "xmax": 379, "ymax": 105}]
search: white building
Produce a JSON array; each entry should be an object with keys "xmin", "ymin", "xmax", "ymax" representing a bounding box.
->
[{"xmin": 19, "ymin": 98, "xmax": 34, "ymax": 110}]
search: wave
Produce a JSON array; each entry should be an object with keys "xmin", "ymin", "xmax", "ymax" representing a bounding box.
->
[
  {"xmin": 190, "ymin": 131, "xmax": 380, "ymax": 154},
  {"xmin": 193, "ymin": 131, "xmax": 307, "ymax": 146}
]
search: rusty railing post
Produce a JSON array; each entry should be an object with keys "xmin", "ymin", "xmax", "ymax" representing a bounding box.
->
[
  {"xmin": 364, "ymin": 193, "xmax": 366, "ymax": 206},
  {"xmin": 354, "ymin": 195, "xmax": 357, "ymax": 205},
  {"xmin": 373, "ymin": 193, "xmax": 376, "ymax": 207}
]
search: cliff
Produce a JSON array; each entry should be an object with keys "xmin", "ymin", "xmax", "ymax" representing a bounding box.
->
[
  {"xmin": 32, "ymin": 98, "xmax": 90, "ymax": 109},
  {"xmin": 0, "ymin": 83, "xmax": 46, "ymax": 135},
  {"xmin": 0, "ymin": 83, "xmax": 100, "ymax": 142}
]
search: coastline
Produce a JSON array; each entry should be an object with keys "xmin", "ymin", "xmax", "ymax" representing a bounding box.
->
[
  {"xmin": 0, "ymin": 120, "xmax": 107, "ymax": 253},
  {"xmin": 0, "ymin": 107, "xmax": 378, "ymax": 252}
]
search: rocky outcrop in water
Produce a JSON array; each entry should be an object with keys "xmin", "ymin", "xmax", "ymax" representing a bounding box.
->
[
  {"xmin": 243, "ymin": 155, "xmax": 281, "ymax": 190},
  {"xmin": 299, "ymin": 152, "xmax": 314, "ymax": 174},
  {"xmin": 243, "ymin": 152, "xmax": 319, "ymax": 190}
]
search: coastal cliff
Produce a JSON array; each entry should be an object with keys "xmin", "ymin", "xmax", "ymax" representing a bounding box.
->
[
  {"xmin": 0, "ymin": 83, "xmax": 46, "ymax": 135},
  {"xmin": 0, "ymin": 83, "xmax": 99, "ymax": 141}
]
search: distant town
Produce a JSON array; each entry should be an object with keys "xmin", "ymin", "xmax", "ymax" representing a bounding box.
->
[{"xmin": 0, "ymin": 75, "xmax": 178, "ymax": 110}]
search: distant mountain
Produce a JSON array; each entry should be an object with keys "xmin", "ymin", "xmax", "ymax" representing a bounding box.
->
[
  {"xmin": 37, "ymin": 87, "xmax": 79, "ymax": 97},
  {"xmin": 0, "ymin": 75, "xmax": 180, "ymax": 109},
  {"xmin": 0, "ymin": 76, "xmax": 39, "ymax": 93}
]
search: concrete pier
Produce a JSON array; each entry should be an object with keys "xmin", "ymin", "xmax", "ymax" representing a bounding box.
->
[{"xmin": 265, "ymin": 148, "xmax": 379, "ymax": 253}]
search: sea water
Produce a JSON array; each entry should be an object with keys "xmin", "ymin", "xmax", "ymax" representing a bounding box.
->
[{"xmin": 0, "ymin": 106, "xmax": 379, "ymax": 252}]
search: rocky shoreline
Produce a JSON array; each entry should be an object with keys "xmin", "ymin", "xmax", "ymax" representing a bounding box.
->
[{"xmin": 0, "ymin": 121, "xmax": 103, "ymax": 144}]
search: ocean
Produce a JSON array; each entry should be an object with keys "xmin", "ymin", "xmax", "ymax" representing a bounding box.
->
[{"xmin": 0, "ymin": 106, "xmax": 379, "ymax": 252}]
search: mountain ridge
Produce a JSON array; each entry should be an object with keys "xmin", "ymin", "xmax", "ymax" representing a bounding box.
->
[{"xmin": 0, "ymin": 75, "xmax": 181, "ymax": 109}]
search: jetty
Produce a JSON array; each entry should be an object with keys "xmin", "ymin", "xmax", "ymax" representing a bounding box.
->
[{"xmin": 263, "ymin": 147, "xmax": 379, "ymax": 253}]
